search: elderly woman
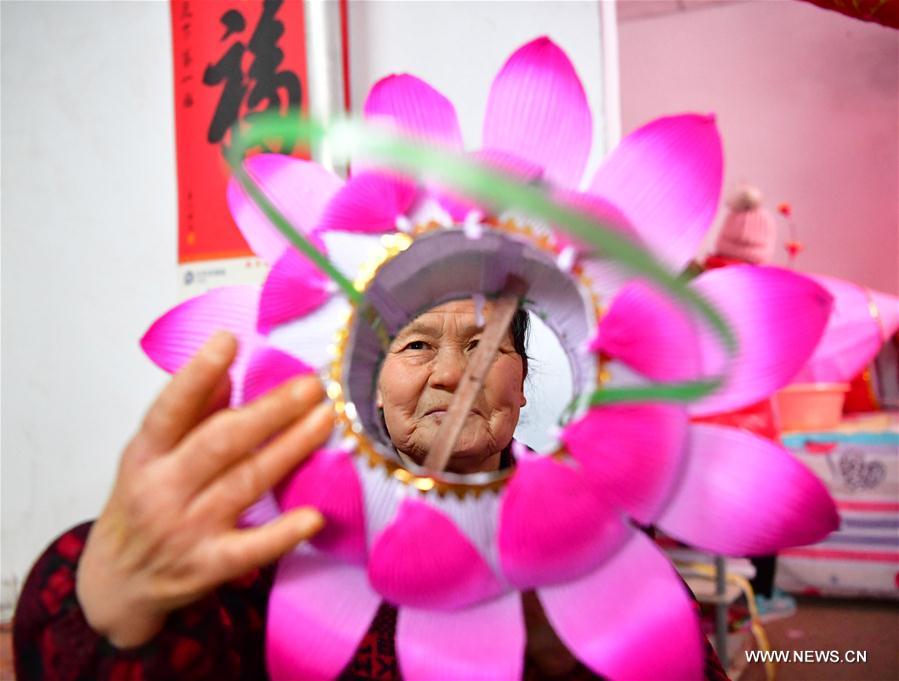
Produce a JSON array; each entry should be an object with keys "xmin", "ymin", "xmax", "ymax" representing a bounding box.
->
[
  {"xmin": 378, "ymin": 299, "xmax": 529, "ymax": 475},
  {"xmin": 13, "ymin": 298, "xmax": 728, "ymax": 680}
]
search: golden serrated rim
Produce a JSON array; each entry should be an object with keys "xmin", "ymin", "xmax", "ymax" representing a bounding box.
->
[{"xmin": 326, "ymin": 219, "xmax": 608, "ymax": 499}]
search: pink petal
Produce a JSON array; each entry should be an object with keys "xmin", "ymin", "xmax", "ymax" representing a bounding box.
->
[
  {"xmin": 317, "ymin": 171, "xmax": 417, "ymax": 234},
  {"xmin": 690, "ymin": 266, "xmax": 833, "ymax": 416},
  {"xmin": 140, "ymin": 285, "xmax": 260, "ymax": 375},
  {"xmin": 588, "ymin": 114, "xmax": 723, "ymax": 273},
  {"xmin": 482, "ymin": 37, "xmax": 591, "ymax": 188},
  {"xmin": 242, "ymin": 346, "xmax": 314, "ymax": 404},
  {"xmin": 551, "ymin": 189, "xmax": 640, "ymax": 256},
  {"xmin": 539, "ymin": 529, "xmax": 704, "ymax": 680},
  {"xmin": 396, "ymin": 592, "xmax": 524, "ymax": 681},
  {"xmin": 579, "ymin": 255, "xmax": 637, "ymax": 302},
  {"xmin": 794, "ymin": 275, "xmax": 899, "ymax": 383},
  {"xmin": 258, "ymin": 248, "xmax": 333, "ymax": 335},
  {"xmin": 275, "ymin": 449, "xmax": 366, "ymax": 565},
  {"xmin": 429, "ymin": 189, "xmax": 473, "ymax": 223},
  {"xmin": 561, "ymin": 404, "xmax": 688, "ymax": 525},
  {"xmin": 657, "ymin": 424, "xmax": 839, "ymax": 556},
  {"xmin": 430, "ymin": 149, "xmax": 545, "ymax": 221},
  {"xmin": 592, "ymin": 281, "xmax": 701, "ymax": 381},
  {"xmin": 498, "ymin": 456, "xmax": 627, "ymax": 589},
  {"xmin": 238, "ymin": 492, "xmax": 280, "ymax": 528},
  {"xmin": 471, "ymin": 148, "xmax": 544, "ymax": 183},
  {"xmin": 267, "ymin": 551, "xmax": 380, "ymax": 681},
  {"xmin": 227, "ymin": 154, "xmax": 342, "ymax": 264},
  {"xmin": 364, "ymin": 74, "xmax": 463, "ymax": 150},
  {"xmin": 552, "ymin": 191, "xmax": 645, "ymax": 299},
  {"xmin": 368, "ymin": 498, "xmax": 505, "ymax": 610}
]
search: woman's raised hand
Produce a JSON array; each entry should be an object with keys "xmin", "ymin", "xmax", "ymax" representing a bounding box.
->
[{"xmin": 76, "ymin": 331, "xmax": 333, "ymax": 648}]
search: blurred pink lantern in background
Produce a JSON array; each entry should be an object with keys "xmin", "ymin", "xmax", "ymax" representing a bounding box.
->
[{"xmin": 794, "ymin": 275, "xmax": 899, "ymax": 384}]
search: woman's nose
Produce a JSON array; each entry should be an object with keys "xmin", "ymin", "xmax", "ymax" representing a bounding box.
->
[{"xmin": 428, "ymin": 347, "xmax": 466, "ymax": 391}]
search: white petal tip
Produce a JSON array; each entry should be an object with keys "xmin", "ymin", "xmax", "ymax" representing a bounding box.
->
[
  {"xmin": 434, "ymin": 206, "xmax": 454, "ymax": 228},
  {"xmin": 556, "ymin": 246, "xmax": 577, "ymax": 273},
  {"xmin": 463, "ymin": 210, "xmax": 485, "ymax": 240},
  {"xmin": 395, "ymin": 215, "xmax": 413, "ymax": 233},
  {"xmin": 464, "ymin": 209, "xmax": 484, "ymax": 225},
  {"xmin": 464, "ymin": 221, "xmax": 484, "ymax": 240}
]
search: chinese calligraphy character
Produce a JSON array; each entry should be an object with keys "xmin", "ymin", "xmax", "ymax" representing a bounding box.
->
[
  {"xmin": 180, "ymin": 1, "xmax": 193, "ymax": 37},
  {"xmin": 202, "ymin": 0, "xmax": 302, "ymax": 153}
]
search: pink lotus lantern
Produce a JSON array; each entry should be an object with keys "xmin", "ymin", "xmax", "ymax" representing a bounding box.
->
[{"xmin": 141, "ymin": 37, "xmax": 839, "ymax": 681}]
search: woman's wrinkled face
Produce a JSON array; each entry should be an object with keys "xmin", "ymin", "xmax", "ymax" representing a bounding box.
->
[{"xmin": 377, "ymin": 299, "xmax": 526, "ymax": 474}]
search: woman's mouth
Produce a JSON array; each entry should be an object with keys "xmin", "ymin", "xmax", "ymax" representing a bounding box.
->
[{"xmin": 424, "ymin": 407, "xmax": 482, "ymax": 419}]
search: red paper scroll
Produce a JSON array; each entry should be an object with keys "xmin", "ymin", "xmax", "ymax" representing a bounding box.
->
[{"xmin": 171, "ymin": 0, "xmax": 309, "ymax": 264}]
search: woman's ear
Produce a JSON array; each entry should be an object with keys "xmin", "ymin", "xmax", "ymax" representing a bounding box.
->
[{"xmin": 376, "ymin": 388, "xmax": 383, "ymax": 409}]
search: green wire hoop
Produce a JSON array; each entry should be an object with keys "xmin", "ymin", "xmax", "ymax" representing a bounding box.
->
[{"xmin": 224, "ymin": 112, "xmax": 736, "ymax": 406}]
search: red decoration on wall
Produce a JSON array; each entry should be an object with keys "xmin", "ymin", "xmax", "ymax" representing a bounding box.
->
[
  {"xmin": 785, "ymin": 240, "xmax": 805, "ymax": 258},
  {"xmin": 170, "ymin": 0, "xmax": 309, "ymax": 264},
  {"xmin": 799, "ymin": 0, "xmax": 899, "ymax": 30}
]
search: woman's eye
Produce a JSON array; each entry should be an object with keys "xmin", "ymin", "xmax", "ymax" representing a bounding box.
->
[
  {"xmin": 467, "ymin": 339, "xmax": 480, "ymax": 352},
  {"xmin": 404, "ymin": 340, "xmax": 427, "ymax": 351}
]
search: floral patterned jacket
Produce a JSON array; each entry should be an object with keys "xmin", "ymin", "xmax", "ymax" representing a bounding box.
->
[{"xmin": 14, "ymin": 522, "xmax": 729, "ymax": 681}]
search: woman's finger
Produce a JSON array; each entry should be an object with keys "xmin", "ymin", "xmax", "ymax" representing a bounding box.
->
[
  {"xmin": 134, "ymin": 331, "xmax": 238, "ymax": 457},
  {"xmin": 192, "ymin": 402, "xmax": 335, "ymax": 520},
  {"xmin": 208, "ymin": 507, "xmax": 325, "ymax": 583},
  {"xmin": 173, "ymin": 376, "xmax": 325, "ymax": 494},
  {"xmin": 198, "ymin": 372, "xmax": 233, "ymax": 423}
]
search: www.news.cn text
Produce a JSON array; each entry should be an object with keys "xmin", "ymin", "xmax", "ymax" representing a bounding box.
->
[{"xmin": 746, "ymin": 650, "xmax": 868, "ymax": 664}]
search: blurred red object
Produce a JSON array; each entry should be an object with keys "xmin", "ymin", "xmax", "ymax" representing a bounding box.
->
[
  {"xmin": 777, "ymin": 202, "xmax": 792, "ymax": 217},
  {"xmin": 692, "ymin": 398, "xmax": 780, "ymax": 441},
  {"xmin": 799, "ymin": 0, "xmax": 899, "ymax": 29},
  {"xmin": 843, "ymin": 368, "xmax": 880, "ymax": 413},
  {"xmin": 703, "ymin": 253, "xmax": 748, "ymax": 269},
  {"xmin": 785, "ymin": 240, "xmax": 805, "ymax": 258}
]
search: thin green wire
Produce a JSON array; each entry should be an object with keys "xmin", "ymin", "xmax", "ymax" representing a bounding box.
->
[
  {"xmin": 225, "ymin": 113, "xmax": 735, "ymax": 406},
  {"xmin": 226, "ymin": 119, "xmax": 362, "ymax": 305}
]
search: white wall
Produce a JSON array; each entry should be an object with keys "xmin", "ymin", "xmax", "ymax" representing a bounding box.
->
[
  {"xmin": 348, "ymin": 1, "xmax": 606, "ymax": 171},
  {"xmin": 1, "ymin": 1, "xmax": 177, "ymax": 606},
  {"xmin": 1, "ymin": 0, "xmax": 604, "ymax": 612}
]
